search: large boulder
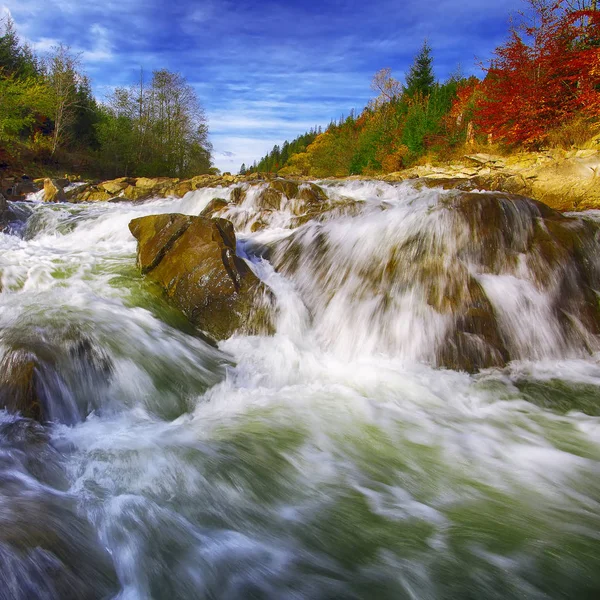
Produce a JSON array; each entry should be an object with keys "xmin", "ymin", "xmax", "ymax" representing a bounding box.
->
[
  {"xmin": 43, "ymin": 178, "xmax": 66, "ymax": 203},
  {"xmin": 129, "ymin": 214, "xmax": 273, "ymax": 340}
]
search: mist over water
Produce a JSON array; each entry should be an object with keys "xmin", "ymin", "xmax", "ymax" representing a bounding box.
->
[{"xmin": 1, "ymin": 181, "xmax": 600, "ymax": 599}]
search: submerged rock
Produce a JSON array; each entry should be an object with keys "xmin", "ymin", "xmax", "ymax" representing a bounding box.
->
[
  {"xmin": 268, "ymin": 190, "xmax": 600, "ymax": 372},
  {"xmin": 129, "ymin": 214, "xmax": 273, "ymax": 340},
  {"xmin": 0, "ymin": 333, "xmax": 114, "ymax": 424}
]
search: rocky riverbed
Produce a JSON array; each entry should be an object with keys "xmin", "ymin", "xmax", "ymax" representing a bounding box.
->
[{"xmin": 1, "ymin": 174, "xmax": 600, "ymax": 599}]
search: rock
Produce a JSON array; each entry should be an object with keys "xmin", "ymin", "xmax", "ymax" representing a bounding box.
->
[
  {"xmin": 0, "ymin": 333, "xmax": 114, "ymax": 424},
  {"xmin": 464, "ymin": 153, "xmax": 503, "ymax": 165},
  {"xmin": 64, "ymin": 183, "xmax": 91, "ymax": 201},
  {"xmin": 256, "ymin": 187, "xmax": 283, "ymax": 211},
  {"xmin": 437, "ymin": 278, "xmax": 509, "ymax": 372},
  {"xmin": 200, "ymin": 197, "xmax": 229, "ymax": 218},
  {"xmin": 43, "ymin": 178, "xmax": 66, "ymax": 203},
  {"xmin": 135, "ymin": 177, "xmax": 171, "ymax": 188},
  {"xmin": 130, "ymin": 213, "xmax": 194, "ymax": 274},
  {"xmin": 0, "ymin": 176, "xmax": 38, "ymax": 202},
  {"xmin": 0, "ymin": 350, "xmax": 42, "ymax": 420},
  {"xmin": 190, "ymin": 174, "xmax": 215, "ymax": 189},
  {"xmin": 129, "ymin": 214, "xmax": 273, "ymax": 340},
  {"xmin": 271, "ymin": 179, "xmax": 299, "ymax": 198},
  {"xmin": 269, "ymin": 190, "xmax": 600, "ymax": 372},
  {"xmin": 164, "ymin": 180, "xmax": 193, "ymax": 198},
  {"xmin": 99, "ymin": 177, "xmax": 131, "ymax": 195},
  {"xmin": 78, "ymin": 188, "xmax": 113, "ymax": 202},
  {"xmin": 0, "ymin": 192, "xmax": 9, "ymax": 232}
]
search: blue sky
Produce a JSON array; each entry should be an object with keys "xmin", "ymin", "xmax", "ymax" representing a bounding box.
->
[{"xmin": 2, "ymin": 0, "xmax": 524, "ymax": 172}]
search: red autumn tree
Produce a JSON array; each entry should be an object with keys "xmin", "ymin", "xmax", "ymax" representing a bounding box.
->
[{"xmin": 475, "ymin": 1, "xmax": 600, "ymax": 146}]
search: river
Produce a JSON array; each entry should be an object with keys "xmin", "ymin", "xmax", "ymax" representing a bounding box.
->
[{"xmin": 1, "ymin": 181, "xmax": 599, "ymax": 599}]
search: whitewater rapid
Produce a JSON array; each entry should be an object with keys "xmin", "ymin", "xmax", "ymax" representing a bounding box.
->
[{"xmin": 1, "ymin": 181, "xmax": 599, "ymax": 599}]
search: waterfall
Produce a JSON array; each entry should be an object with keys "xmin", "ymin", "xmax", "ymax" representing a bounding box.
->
[{"xmin": 1, "ymin": 181, "xmax": 599, "ymax": 599}]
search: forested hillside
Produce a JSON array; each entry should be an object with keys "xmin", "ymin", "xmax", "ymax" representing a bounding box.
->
[
  {"xmin": 0, "ymin": 17, "xmax": 213, "ymax": 178},
  {"xmin": 249, "ymin": 1, "xmax": 600, "ymax": 177}
]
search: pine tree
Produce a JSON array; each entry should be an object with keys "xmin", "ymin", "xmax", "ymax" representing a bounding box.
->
[
  {"xmin": 0, "ymin": 16, "xmax": 38, "ymax": 78},
  {"xmin": 404, "ymin": 40, "xmax": 435, "ymax": 97},
  {"xmin": 239, "ymin": 163, "xmax": 246, "ymax": 175}
]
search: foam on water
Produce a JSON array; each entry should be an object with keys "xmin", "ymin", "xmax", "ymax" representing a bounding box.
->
[{"xmin": 1, "ymin": 183, "xmax": 600, "ymax": 599}]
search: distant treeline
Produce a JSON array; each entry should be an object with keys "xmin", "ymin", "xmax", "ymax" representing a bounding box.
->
[
  {"xmin": 0, "ymin": 16, "xmax": 212, "ymax": 178},
  {"xmin": 246, "ymin": 1, "xmax": 600, "ymax": 177},
  {"xmin": 241, "ymin": 129, "xmax": 321, "ymax": 175}
]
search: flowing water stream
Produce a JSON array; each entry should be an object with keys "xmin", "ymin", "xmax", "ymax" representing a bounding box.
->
[{"xmin": 1, "ymin": 181, "xmax": 600, "ymax": 599}]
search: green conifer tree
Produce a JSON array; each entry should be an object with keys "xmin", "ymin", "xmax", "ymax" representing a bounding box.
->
[{"xmin": 404, "ymin": 40, "xmax": 435, "ymax": 97}]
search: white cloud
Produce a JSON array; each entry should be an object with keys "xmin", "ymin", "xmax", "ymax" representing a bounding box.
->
[{"xmin": 82, "ymin": 23, "xmax": 113, "ymax": 62}]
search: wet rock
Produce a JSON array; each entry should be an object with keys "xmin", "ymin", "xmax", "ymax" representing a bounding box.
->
[
  {"xmin": 122, "ymin": 184, "xmax": 155, "ymax": 202},
  {"xmin": 76, "ymin": 187, "xmax": 113, "ymax": 202},
  {"xmin": 437, "ymin": 278, "xmax": 509, "ymax": 372},
  {"xmin": 6, "ymin": 176, "xmax": 38, "ymax": 199},
  {"xmin": 269, "ymin": 190, "xmax": 600, "ymax": 372},
  {"xmin": 130, "ymin": 213, "xmax": 194, "ymax": 274},
  {"xmin": 64, "ymin": 183, "xmax": 90, "ymax": 201},
  {"xmin": 200, "ymin": 197, "xmax": 229, "ymax": 218},
  {"xmin": 271, "ymin": 179, "xmax": 299, "ymax": 198},
  {"xmin": 0, "ymin": 192, "xmax": 9, "ymax": 232},
  {"xmin": 0, "ymin": 176, "xmax": 35, "ymax": 200},
  {"xmin": 129, "ymin": 214, "xmax": 273, "ymax": 340},
  {"xmin": 230, "ymin": 186, "xmax": 246, "ymax": 204},
  {"xmin": 0, "ymin": 197, "xmax": 32, "ymax": 235},
  {"xmin": 0, "ymin": 333, "xmax": 114, "ymax": 424},
  {"xmin": 299, "ymin": 182, "xmax": 328, "ymax": 205},
  {"xmin": 256, "ymin": 187, "xmax": 283, "ymax": 211},
  {"xmin": 43, "ymin": 178, "xmax": 66, "ymax": 203},
  {"xmin": 0, "ymin": 350, "xmax": 42, "ymax": 420},
  {"xmin": 164, "ymin": 180, "xmax": 193, "ymax": 197}
]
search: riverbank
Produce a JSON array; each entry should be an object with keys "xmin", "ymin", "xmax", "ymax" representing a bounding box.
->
[
  {"xmin": 4, "ymin": 141, "xmax": 598, "ymax": 212},
  {"xmin": 382, "ymin": 144, "xmax": 600, "ymax": 212}
]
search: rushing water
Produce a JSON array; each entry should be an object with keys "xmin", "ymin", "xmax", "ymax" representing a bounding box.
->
[{"xmin": 1, "ymin": 182, "xmax": 600, "ymax": 600}]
